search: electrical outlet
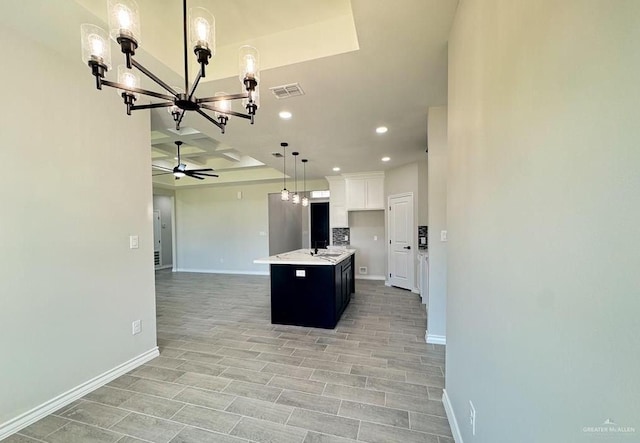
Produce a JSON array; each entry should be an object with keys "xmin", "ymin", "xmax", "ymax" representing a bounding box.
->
[
  {"xmin": 344, "ymin": 235, "xmax": 349, "ymax": 241},
  {"xmin": 132, "ymin": 320, "xmax": 141, "ymax": 335},
  {"xmin": 469, "ymin": 400, "xmax": 476, "ymax": 436}
]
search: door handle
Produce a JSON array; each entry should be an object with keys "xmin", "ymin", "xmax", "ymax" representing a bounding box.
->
[{"xmin": 404, "ymin": 246, "xmax": 411, "ymax": 250}]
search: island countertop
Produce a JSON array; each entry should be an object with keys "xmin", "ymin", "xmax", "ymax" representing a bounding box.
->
[{"xmin": 254, "ymin": 248, "xmax": 356, "ymax": 266}]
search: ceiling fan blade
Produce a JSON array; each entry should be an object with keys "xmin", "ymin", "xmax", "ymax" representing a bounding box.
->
[
  {"xmin": 186, "ymin": 173, "xmax": 205, "ymax": 180},
  {"xmin": 188, "ymin": 168, "xmax": 215, "ymax": 172},
  {"xmin": 152, "ymin": 172, "xmax": 173, "ymax": 176},
  {"xmin": 192, "ymin": 172, "xmax": 219, "ymax": 177},
  {"xmin": 152, "ymin": 165, "xmax": 173, "ymax": 172}
]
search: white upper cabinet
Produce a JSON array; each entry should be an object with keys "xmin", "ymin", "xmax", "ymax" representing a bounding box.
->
[
  {"xmin": 326, "ymin": 176, "xmax": 349, "ymax": 228},
  {"xmin": 344, "ymin": 172, "xmax": 385, "ymax": 211}
]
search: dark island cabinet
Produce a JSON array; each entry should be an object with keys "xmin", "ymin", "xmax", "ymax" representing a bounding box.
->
[{"xmin": 270, "ymin": 254, "xmax": 355, "ymax": 329}]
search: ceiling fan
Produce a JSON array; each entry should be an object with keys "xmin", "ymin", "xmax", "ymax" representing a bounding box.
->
[{"xmin": 152, "ymin": 141, "xmax": 218, "ymax": 180}]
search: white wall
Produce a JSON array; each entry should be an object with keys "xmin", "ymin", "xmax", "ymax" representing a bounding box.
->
[
  {"xmin": 446, "ymin": 1, "xmax": 640, "ymax": 441},
  {"xmin": 153, "ymin": 195, "xmax": 174, "ymax": 267},
  {"xmin": 0, "ymin": 13, "xmax": 157, "ymax": 434},
  {"xmin": 427, "ymin": 107, "xmax": 447, "ymax": 344},
  {"xmin": 348, "ymin": 211, "xmax": 386, "ymax": 279},
  {"xmin": 175, "ymin": 180, "xmax": 327, "ymax": 274}
]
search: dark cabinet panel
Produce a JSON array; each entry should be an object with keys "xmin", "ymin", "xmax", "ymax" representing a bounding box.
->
[{"xmin": 270, "ymin": 254, "xmax": 355, "ymax": 329}]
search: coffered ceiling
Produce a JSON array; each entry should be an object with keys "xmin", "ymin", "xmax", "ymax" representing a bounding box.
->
[{"xmin": 1, "ymin": 0, "xmax": 458, "ymax": 189}]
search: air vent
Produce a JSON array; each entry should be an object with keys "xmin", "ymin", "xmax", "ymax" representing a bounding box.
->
[
  {"xmin": 272, "ymin": 152, "xmax": 283, "ymax": 158},
  {"xmin": 154, "ymin": 251, "xmax": 160, "ymax": 266},
  {"xmin": 269, "ymin": 83, "xmax": 305, "ymax": 100}
]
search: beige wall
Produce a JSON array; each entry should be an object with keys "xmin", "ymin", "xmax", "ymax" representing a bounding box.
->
[
  {"xmin": 385, "ymin": 160, "xmax": 428, "ymax": 289},
  {"xmin": 0, "ymin": 19, "xmax": 157, "ymax": 432},
  {"xmin": 446, "ymin": 1, "xmax": 640, "ymax": 441},
  {"xmin": 427, "ymin": 107, "xmax": 447, "ymax": 343},
  {"xmin": 175, "ymin": 180, "xmax": 327, "ymax": 274},
  {"xmin": 349, "ymin": 211, "xmax": 386, "ymax": 279}
]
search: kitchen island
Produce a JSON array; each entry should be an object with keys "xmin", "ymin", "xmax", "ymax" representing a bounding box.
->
[{"xmin": 254, "ymin": 249, "xmax": 356, "ymax": 329}]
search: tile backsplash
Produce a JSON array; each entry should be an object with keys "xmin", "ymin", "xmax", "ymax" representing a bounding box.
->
[
  {"xmin": 418, "ymin": 225, "xmax": 428, "ymax": 250},
  {"xmin": 332, "ymin": 227, "xmax": 351, "ymax": 246}
]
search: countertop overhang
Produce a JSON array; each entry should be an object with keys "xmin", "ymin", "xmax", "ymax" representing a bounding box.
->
[{"xmin": 254, "ymin": 248, "xmax": 356, "ymax": 266}]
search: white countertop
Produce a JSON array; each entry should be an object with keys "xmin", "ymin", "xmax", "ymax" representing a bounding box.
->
[{"xmin": 254, "ymin": 248, "xmax": 356, "ymax": 266}]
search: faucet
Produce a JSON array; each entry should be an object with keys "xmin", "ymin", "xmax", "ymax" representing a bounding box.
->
[{"xmin": 313, "ymin": 240, "xmax": 327, "ymax": 255}]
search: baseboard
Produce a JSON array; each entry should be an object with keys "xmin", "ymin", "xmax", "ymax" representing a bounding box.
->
[
  {"xmin": 443, "ymin": 389, "xmax": 463, "ymax": 443},
  {"xmin": 355, "ymin": 275, "xmax": 386, "ymax": 281},
  {"xmin": 412, "ymin": 288, "xmax": 420, "ymax": 294},
  {"xmin": 427, "ymin": 332, "xmax": 446, "ymax": 345},
  {"xmin": 155, "ymin": 265, "xmax": 172, "ymax": 270},
  {"xmin": 0, "ymin": 347, "xmax": 159, "ymax": 441},
  {"xmin": 174, "ymin": 268, "xmax": 269, "ymax": 276}
]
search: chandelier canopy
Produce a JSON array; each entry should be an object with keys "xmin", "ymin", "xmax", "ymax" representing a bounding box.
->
[{"xmin": 81, "ymin": 0, "xmax": 259, "ymax": 134}]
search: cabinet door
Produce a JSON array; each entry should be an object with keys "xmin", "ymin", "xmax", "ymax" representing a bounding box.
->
[
  {"xmin": 365, "ymin": 177, "xmax": 385, "ymax": 209},
  {"xmin": 346, "ymin": 178, "xmax": 366, "ymax": 209}
]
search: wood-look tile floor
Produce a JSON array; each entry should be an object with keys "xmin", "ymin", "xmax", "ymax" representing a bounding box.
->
[{"xmin": 8, "ymin": 271, "xmax": 450, "ymax": 443}]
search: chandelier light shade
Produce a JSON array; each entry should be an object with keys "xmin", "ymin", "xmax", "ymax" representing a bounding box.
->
[
  {"xmin": 301, "ymin": 159, "xmax": 309, "ymax": 207},
  {"xmin": 81, "ymin": 0, "xmax": 259, "ymax": 134},
  {"xmin": 292, "ymin": 151, "xmax": 300, "ymax": 204},
  {"xmin": 189, "ymin": 7, "xmax": 215, "ymax": 57},
  {"xmin": 107, "ymin": 0, "xmax": 141, "ymax": 52},
  {"xmin": 280, "ymin": 142, "xmax": 289, "ymax": 201},
  {"xmin": 81, "ymin": 24, "xmax": 112, "ymax": 71}
]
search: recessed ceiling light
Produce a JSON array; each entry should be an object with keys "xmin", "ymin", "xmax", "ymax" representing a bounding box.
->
[
  {"xmin": 376, "ymin": 126, "xmax": 388, "ymax": 134},
  {"xmin": 381, "ymin": 156, "xmax": 390, "ymax": 162},
  {"xmin": 333, "ymin": 167, "xmax": 341, "ymax": 172},
  {"xmin": 279, "ymin": 111, "xmax": 292, "ymax": 120}
]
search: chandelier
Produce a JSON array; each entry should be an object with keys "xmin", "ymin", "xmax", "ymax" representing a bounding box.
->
[{"xmin": 80, "ymin": 0, "xmax": 259, "ymax": 134}]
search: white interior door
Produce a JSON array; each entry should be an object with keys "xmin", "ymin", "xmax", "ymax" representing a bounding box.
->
[
  {"xmin": 388, "ymin": 194, "xmax": 414, "ymax": 290},
  {"xmin": 153, "ymin": 210, "xmax": 162, "ymax": 268}
]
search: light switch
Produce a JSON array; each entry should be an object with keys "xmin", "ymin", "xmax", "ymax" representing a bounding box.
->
[
  {"xmin": 420, "ymin": 237, "xmax": 426, "ymax": 245},
  {"xmin": 374, "ymin": 235, "xmax": 378, "ymax": 241},
  {"xmin": 296, "ymin": 269, "xmax": 306, "ymax": 277},
  {"xmin": 440, "ymin": 230, "xmax": 448, "ymax": 242},
  {"xmin": 129, "ymin": 235, "xmax": 139, "ymax": 249},
  {"xmin": 344, "ymin": 235, "xmax": 349, "ymax": 241}
]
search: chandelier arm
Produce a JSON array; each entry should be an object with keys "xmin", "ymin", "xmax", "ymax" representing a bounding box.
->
[
  {"xmin": 101, "ymin": 80, "xmax": 175, "ymax": 101},
  {"xmin": 187, "ymin": 70, "xmax": 203, "ymax": 102},
  {"xmin": 197, "ymin": 93, "xmax": 249, "ymax": 103},
  {"xmin": 196, "ymin": 109, "xmax": 225, "ymax": 131},
  {"xmin": 131, "ymin": 59, "xmax": 179, "ymax": 96},
  {"xmin": 200, "ymin": 104, "xmax": 252, "ymax": 120},
  {"xmin": 131, "ymin": 102, "xmax": 174, "ymax": 111}
]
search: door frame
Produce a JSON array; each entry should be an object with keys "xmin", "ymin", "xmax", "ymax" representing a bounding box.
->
[
  {"xmin": 153, "ymin": 209, "xmax": 162, "ymax": 269},
  {"xmin": 386, "ymin": 192, "xmax": 416, "ymax": 291}
]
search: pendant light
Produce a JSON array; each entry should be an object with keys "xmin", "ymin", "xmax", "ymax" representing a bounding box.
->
[
  {"xmin": 280, "ymin": 142, "xmax": 289, "ymax": 201},
  {"xmin": 292, "ymin": 151, "xmax": 300, "ymax": 204},
  {"xmin": 301, "ymin": 159, "xmax": 309, "ymax": 207}
]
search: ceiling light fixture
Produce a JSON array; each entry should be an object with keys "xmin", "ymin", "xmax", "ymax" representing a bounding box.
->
[
  {"xmin": 376, "ymin": 126, "xmax": 388, "ymax": 134},
  {"xmin": 280, "ymin": 142, "xmax": 289, "ymax": 201},
  {"xmin": 333, "ymin": 167, "xmax": 341, "ymax": 172},
  {"xmin": 292, "ymin": 151, "xmax": 300, "ymax": 204},
  {"xmin": 381, "ymin": 156, "xmax": 390, "ymax": 162},
  {"xmin": 279, "ymin": 111, "xmax": 292, "ymax": 120},
  {"xmin": 301, "ymin": 159, "xmax": 309, "ymax": 207},
  {"xmin": 80, "ymin": 0, "xmax": 259, "ymax": 134}
]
